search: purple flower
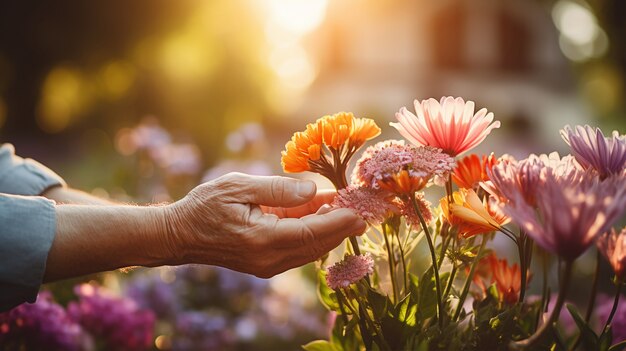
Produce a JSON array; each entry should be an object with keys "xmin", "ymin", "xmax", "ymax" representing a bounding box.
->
[
  {"xmin": 493, "ymin": 160, "xmax": 626, "ymax": 260},
  {"xmin": 484, "ymin": 152, "xmax": 580, "ymax": 207},
  {"xmin": 131, "ymin": 117, "xmax": 172, "ymax": 155},
  {"xmin": 561, "ymin": 125, "xmax": 626, "ymax": 179},
  {"xmin": 124, "ymin": 272, "xmax": 180, "ymax": 318},
  {"xmin": 153, "ymin": 143, "xmax": 202, "ymax": 175},
  {"xmin": 67, "ymin": 284, "xmax": 155, "ymax": 351},
  {"xmin": 172, "ymin": 311, "xmax": 233, "ymax": 351},
  {"xmin": 0, "ymin": 292, "xmax": 87, "ymax": 351}
]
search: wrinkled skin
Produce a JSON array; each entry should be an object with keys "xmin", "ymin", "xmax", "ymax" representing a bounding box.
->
[{"xmin": 162, "ymin": 173, "xmax": 366, "ymax": 278}]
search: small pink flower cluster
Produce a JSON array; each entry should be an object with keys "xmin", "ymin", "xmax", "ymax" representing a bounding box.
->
[
  {"xmin": 333, "ymin": 140, "xmax": 447, "ymax": 225},
  {"xmin": 352, "ymin": 140, "xmax": 455, "ymax": 189},
  {"xmin": 326, "ymin": 254, "xmax": 375, "ymax": 290},
  {"xmin": 332, "ymin": 186, "xmax": 397, "ymax": 224}
]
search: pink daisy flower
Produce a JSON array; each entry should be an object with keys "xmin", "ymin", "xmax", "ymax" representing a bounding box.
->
[
  {"xmin": 391, "ymin": 96, "xmax": 501, "ymax": 156},
  {"xmin": 326, "ymin": 254, "xmax": 375, "ymax": 290},
  {"xmin": 597, "ymin": 227, "xmax": 626, "ymax": 283},
  {"xmin": 332, "ymin": 186, "xmax": 397, "ymax": 225},
  {"xmin": 560, "ymin": 125, "xmax": 626, "ymax": 179},
  {"xmin": 483, "ymin": 152, "xmax": 580, "ymax": 207}
]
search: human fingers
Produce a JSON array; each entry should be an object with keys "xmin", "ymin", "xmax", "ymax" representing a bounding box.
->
[
  {"xmin": 261, "ymin": 190, "xmax": 336, "ymax": 218},
  {"xmin": 266, "ymin": 209, "xmax": 366, "ymax": 259},
  {"xmin": 216, "ymin": 173, "xmax": 317, "ymax": 208}
]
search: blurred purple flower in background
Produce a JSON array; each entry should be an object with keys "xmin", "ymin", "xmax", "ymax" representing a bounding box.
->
[
  {"xmin": 0, "ymin": 292, "xmax": 88, "ymax": 351},
  {"xmin": 172, "ymin": 311, "xmax": 233, "ymax": 351},
  {"xmin": 125, "ymin": 272, "xmax": 181, "ymax": 319},
  {"xmin": 152, "ymin": 143, "xmax": 202, "ymax": 176},
  {"xmin": 130, "ymin": 117, "xmax": 172, "ymax": 156},
  {"xmin": 67, "ymin": 284, "xmax": 155, "ymax": 351},
  {"xmin": 225, "ymin": 122, "xmax": 266, "ymax": 153}
]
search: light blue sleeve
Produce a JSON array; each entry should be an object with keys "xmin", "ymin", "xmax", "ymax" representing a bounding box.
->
[
  {"xmin": 0, "ymin": 194, "xmax": 57, "ymax": 311},
  {"xmin": 0, "ymin": 144, "xmax": 66, "ymax": 196},
  {"xmin": 0, "ymin": 144, "xmax": 63, "ymax": 311}
]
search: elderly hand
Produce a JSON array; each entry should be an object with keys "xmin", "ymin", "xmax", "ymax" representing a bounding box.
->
[{"xmin": 162, "ymin": 173, "xmax": 366, "ymax": 278}]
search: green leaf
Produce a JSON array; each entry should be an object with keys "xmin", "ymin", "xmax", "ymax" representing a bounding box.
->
[
  {"xmin": 367, "ymin": 287, "xmax": 390, "ymax": 320},
  {"xmin": 418, "ymin": 268, "xmax": 441, "ymax": 322},
  {"xmin": 609, "ymin": 340, "xmax": 626, "ymax": 351},
  {"xmin": 317, "ymin": 270, "xmax": 340, "ymax": 311},
  {"xmin": 396, "ymin": 293, "xmax": 418, "ymax": 328},
  {"xmin": 599, "ymin": 325, "xmax": 613, "ymax": 351},
  {"xmin": 567, "ymin": 303, "xmax": 598, "ymax": 350},
  {"xmin": 302, "ymin": 340, "xmax": 340, "ymax": 351}
]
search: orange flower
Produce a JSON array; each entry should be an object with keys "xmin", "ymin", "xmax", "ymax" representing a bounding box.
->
[
  {"xmin": 468, "ymin": 255, "xmax": 492, "ymax": 300},
  {"xmin": 281, "ymin": 112, "xmax": 381, "ymax": 189},
  {"xmin": 322, "ymin": 112, "xmax": 353, "ymax": 149},
  {"xmin": 440, "ymin": 189, "xmax": 509, "ymax": 238},
  {"xmin": 377, "ymin": 169, "xmax": 430, "ymax": 194},
  {"xmin": 452, "ymin": 153, "xmax": 497, "ymax": 189},
  {"xmin": 489, "ymin": 255, "xmax": 522, "ymax": 305},
  {"xmin": 351, "ymin": 118, "xmax": 381, "ymax": 148}
]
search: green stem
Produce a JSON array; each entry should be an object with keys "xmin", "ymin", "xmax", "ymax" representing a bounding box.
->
[
  {"xmin": 510, "ymin": 259, "xmax": 573, "ymax": 350},
  {"xmin": 411, "ymin": 193, "xmax": 444, "ymax": 329},
  {"xmin": 438, "ymin": 233, "xmax": 451, "ymax": 269},
  {"xmin": 382, "ymin": 223, "xmax": 398, "ymax": 304},
  {"xmin": 535, "ymin": 251, "xmax": 549, "ymax": 332},
  {"xmin": 602, "ymin": 280, "xmax": 622, "ymax": 334},
  {"xmin": 349, "ymin": 236, "xmax": 362, "ymax": 256},
  {"xmin": 571, "ymin": 250, "xmax": 601, "ymax": 350},
  {"xmin": 340, "ymin": 288, "xmax": 391, "ymax": 351},
  {"xmin": 394, "ymin": 229, "xmax": 409, "ymax": 297},
  {"xmin": 337, "ymin": 290, "xmax": 372, "ymax": 351},
  {"xmin": 336, "ymin": 290, "xmax": 350, "ymax": 325},
  {"xmin": 584, "ymin": 250, "xmax": 601, "ymax": 323},
  {"xmin": 453, "ymin": 236, "xmax": 487, "ymax": 321},
  {"xmin": 518, "ymin": 231, "xmax": 528, "ymax": 303},
  {"xmin": 444, "ymin": 264, "xmax": 458, "ymax": 299},
  {"xmin": 446, "ymin": 174, "xmax": 454, "ymax": 207}
]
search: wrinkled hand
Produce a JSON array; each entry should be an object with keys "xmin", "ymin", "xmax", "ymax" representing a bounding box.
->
[{"xmin": 162, "ymin": 173, "xmax": 366, "ymax": 278}]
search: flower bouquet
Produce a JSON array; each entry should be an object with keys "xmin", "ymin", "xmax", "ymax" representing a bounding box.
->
[{"xmin": 280, "ymin": 97, "xmax": 626, "ymax": 351}]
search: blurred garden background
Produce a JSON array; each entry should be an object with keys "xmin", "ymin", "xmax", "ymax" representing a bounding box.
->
[{"xmin": 0, "ymin": 0, "xmax": 625, "ymax": 350}]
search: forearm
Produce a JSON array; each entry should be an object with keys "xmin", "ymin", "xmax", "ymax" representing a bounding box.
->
[
  {"xmin": 42, "ymin": 186, "xmax": 114, "ymax": 205},
  {"xmin": 43, "ymin": 204, "xmax": 169, "ymax": 282}
]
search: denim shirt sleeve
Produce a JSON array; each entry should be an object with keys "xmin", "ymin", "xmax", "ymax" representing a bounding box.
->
[
  {"xmin": 0, "ymin": 194, "xmax": 57, "ymax": 311},
  {"xmin": 0, "ymin": 144, "xmax": 66, "ymax": 196}
]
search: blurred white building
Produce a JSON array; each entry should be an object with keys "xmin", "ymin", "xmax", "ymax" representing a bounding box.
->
[{"xmin": 296, "ymin": 0, "xmax": 591, "ymax": 157}]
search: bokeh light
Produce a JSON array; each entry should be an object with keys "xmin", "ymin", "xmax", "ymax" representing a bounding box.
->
[
  {"xmin": 552, "ymin": 0, "xmax": 609, "ymax": 62},
  {"xmin": 262, "ymin": 0, "xmax": 328, "ymax": 35},
  {"xmin": 36, "ymin": 66, "xmax": 93, "ymax": 133}
]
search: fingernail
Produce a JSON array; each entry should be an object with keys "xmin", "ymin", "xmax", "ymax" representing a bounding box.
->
[
  {"xmin": 296, "ymin": 181, "xmax": 316, "ymax": 197},
  {"xmin": 349, "ymin": 218, "xmax": 367, "ymax": 234}
]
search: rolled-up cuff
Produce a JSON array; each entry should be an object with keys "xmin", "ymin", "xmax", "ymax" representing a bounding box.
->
[
  {"xmin": 0, "ymin": 194, "xmax": 57, "ymax": 311},
  {"xmin": 0, "ymin": 144, "xmax": 66, "ymax": 196}
]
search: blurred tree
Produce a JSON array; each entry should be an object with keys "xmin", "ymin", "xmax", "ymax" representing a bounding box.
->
[{"xmin": 0, "ymin": 0, "xmax": 273, "ymax": 174}]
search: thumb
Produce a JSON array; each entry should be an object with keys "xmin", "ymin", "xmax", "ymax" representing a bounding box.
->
[{"xmin": 236, "ymin": 174, "xmax": 317, "ymax": 207}]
